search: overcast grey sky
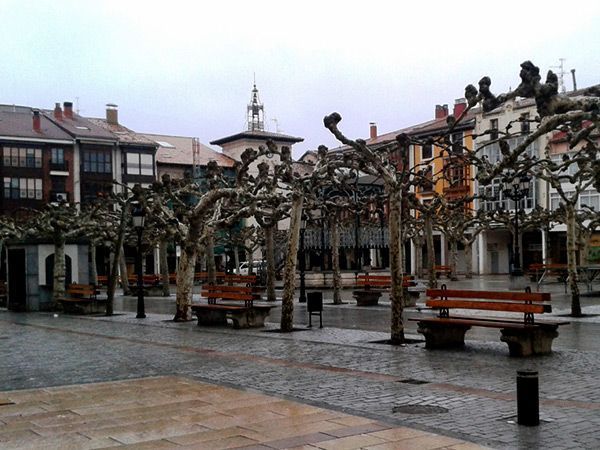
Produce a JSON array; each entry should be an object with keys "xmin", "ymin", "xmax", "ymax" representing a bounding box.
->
[{"xmin": 1, "ymin": 0, "xmax": 599, "ymax": 158}]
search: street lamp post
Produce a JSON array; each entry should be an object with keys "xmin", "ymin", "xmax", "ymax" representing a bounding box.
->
[
  {"xmin": 299, "ymin": 216, "xmax": 307, "ymax": 303},
  {"xmin": 132, "ymin": 205, "xmax": 146, "ymax": 319},
  {"xmin": 503, "ymin": 172, "xmax": 531, "ymax": 278}
]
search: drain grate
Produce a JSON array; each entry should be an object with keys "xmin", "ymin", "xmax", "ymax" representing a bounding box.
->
[
  {"xmin": 0, "ymin": 401, "xmax": 15, "ymax": 406},
  {"xmin": 393, "ymin": 404, "xmax": 448, "ymax": 414},
  {"xmin": 398, "ymin": 378, "xmax": 430, "ymax": 385}
]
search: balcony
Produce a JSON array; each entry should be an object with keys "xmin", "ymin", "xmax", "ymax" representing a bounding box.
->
[
  {"xmin": 49, "ymin": 160, "xmax": 69, "ymax": 174},
  {"xmin": 442, "ymin": 155, "xmax": 471, "ymax": 200}
]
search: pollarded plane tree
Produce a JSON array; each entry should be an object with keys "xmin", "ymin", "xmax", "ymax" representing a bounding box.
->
[
  {"xmin": 464, "ymin": 60, "xmax": 599, "ymax": 317},
  {"xmin": 249, "ymin": 147, "xmax": 297, "ymax": 303},
  {"xmin": 23, "ymin": 201, "xmax": 102, "ymax": 306},
  {"xmin": 322, "ymin": 118, "xmax": 417, "ymax": 343},
  {"xmin": 313, "ymin": 162, "xmax": 367, "ymax": 305},
  {"xmin": 0, "ymin": 215, "xmax": 24, "ymax": 262},
  {"xmin": 148, "ymin": 153, "xmax": 264, "ymax": 321}
]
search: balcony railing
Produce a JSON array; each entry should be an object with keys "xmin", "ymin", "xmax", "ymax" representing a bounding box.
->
[{"xmin": 49, "ymin": 161, "xmax": 69, "ymax": 171}]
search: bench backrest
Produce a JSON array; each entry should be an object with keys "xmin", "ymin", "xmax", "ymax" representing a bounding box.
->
[
  {"xmin": 356, "ymin": 274, "xmax": 414, "ymax": 288},
  {"xmin": 223, "ymin": 274, "xmax": 258, "ymax": 286},
  {"xmin": 67, "ymin": 284, "xmax": 97, "ymax": 298},
  {"xmin": 201, "ymin": 284, "xmax": 256, "ymax": 304},
  {"xmin": 426, "ymin": 285, "xmax": 551, "ymax": 323}
]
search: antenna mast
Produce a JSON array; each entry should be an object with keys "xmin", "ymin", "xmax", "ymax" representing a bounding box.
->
[{"xmin": 551, "ymin": 58, "xmax": 567, "ymax": 94}]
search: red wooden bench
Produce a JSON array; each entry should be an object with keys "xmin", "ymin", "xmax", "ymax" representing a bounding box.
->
[{"xmin": 409, "ymin": 284, "xmax": 569, "ymax": 356}]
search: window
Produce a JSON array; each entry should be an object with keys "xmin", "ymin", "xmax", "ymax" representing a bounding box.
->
[
  {"xmin": 521, "ymin": 113, "xmax": 530, "ymax": 134},
  {"xmin": 419, "ymin": 165, "xmax": 434, "ymax": 192},
  {"xmin": 83, "ymin": 149, "xmax": 112, "ymax": 173},
  {"xmin": 550, "ymin": 193, "xmax": 561, "ymax": 211},
  {"xmin": 51, "ymin": 148, "xmax": 64, "ymax": 164},
  {"xmin": 580, "ymin": 190, "xmax": 600, "ymax": 211},
  {"xmin": 2, "ymin": 146, "xmax": 42, "ymax": 168},
  {"xmin": 421, "ymin": 144, "xmax": 432, "ymax": 160},
  {"xmin": 125, "ymin": 152, "xmax": 154, "ymax": 176},
  {"xmin": 490, "ymin": 119, "xmax": 499, "ymax": 140},
  {"xmin": 451, "ymin": 132, "xmax": 463, "ymax": 154},
  {"xmin": 81, "ymin": 182, "xmax": 112, "ymax": 203},
  {"xmin": 3, "ymin": 177, "xmax": 42, "ymax": 200}
]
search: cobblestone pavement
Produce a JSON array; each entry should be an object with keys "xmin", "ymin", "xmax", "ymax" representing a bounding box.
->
[{"xmin": 1, "ymin": 285, "xmax": 599, "ymax": 450}]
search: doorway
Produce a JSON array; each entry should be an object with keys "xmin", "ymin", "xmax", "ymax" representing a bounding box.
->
[{"xmin": 8, "ymin": 249, "xmax": 26, "ymax": 311}]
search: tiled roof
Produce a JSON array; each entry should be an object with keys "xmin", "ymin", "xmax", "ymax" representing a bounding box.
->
[
  {"xmin": 87, "ymin": 118, "xmax": 156, "ymax": 146},
  {"xmin": 0, "ymin": 107, "xmax": 73, "ymax": 141},
  {"xmin": 142, "ymin": 133, "xmax": 236, "ymax": 167},
  {"xmin": 210, "ymin": 130, "xmax": 303, "ymax": 146},
  {"xmin": 42, "ymin": 110, "xmax": 116, "ymax": 141}
]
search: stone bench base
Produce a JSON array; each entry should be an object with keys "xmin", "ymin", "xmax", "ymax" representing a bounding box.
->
[
  {"xmin": 352, "ymin": 290, "xmax": 382, "ymax": 306},
  {"xmin": 500, "ymin": 326, "xmax": 559, "ymax": 357},
  {"xmin": 192, "ymin": 305, "xmax": 274, "ymax": 328},
  {"xmin": 59, "ymin": 299, "xmax": 106, "ymax": 315},
  {"xmin": 415, "ymin": 319, "xmax": 561, "ymax": 357}
]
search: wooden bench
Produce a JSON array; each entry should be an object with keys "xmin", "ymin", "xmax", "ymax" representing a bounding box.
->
[
  {"xmin": 527, "ymin": 263, "xmax": 568, "ymax": 291},
  {"xmin": 57, "ymin": 283, "xmax": 106, "ymax": 314},
  {"xmin": 193, "ymin": 271, "xmax": 226, "ymax": 284},
  {"xmin": 434, "ymin": 265, "xmax": 452, "ymax": 279},
  {"xmin": 222, "ymin": 274, "xmax": 258, "ymax": 286},
  {"xmin": 353, "ymin": 274, "xmax": 417, "ymax": 306},
  {"xmin": 409, "ymin": 285, "xmax": 569, "ymax": 356},
  {"xmin": 191, "ymin": 285, "xmax": 274, "ymax": 328}
]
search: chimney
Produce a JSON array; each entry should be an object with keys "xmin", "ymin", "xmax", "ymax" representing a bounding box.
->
[
  {"xmin": 32, "ymin": 109, "xmax": 41, "ymax": 132},
  {"xmin": 53, "ymin": 102, "xmax": 63, "ymax": 120},
  {"xmin": 453, "ymin": 98, "xmax": 467, "ymax": 117},
  {"xmin": 63, "ymin": 101, "xmax": 73, "ymax": 119},
  {"xmin": 571, "ymin": 69, "xmax": 577, "ymax": 91},
  {"xmin": 370, "ymin": 122, "xmax": 377, "ymax": 139},
  {"xmin": 106, "ymin": 103, "xmax": 118, "ymax": 125},
  {"xmin": 435, "ymin": 104, "xmax": 449, "ymax": 119}
]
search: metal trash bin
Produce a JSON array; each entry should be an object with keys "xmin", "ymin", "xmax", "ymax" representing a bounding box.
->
[{"xmin": 307, "ymin": 292, "xmax": 323, "ymax": 328}]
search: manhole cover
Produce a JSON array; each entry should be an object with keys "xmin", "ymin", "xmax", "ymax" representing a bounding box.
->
[
  {"xmin": 393, "ymin": 404, "xmax": 448, "ymax": 414},
  {"xmin": 398, "ymin": 378, "xmax": 430, "ymax": 385}
]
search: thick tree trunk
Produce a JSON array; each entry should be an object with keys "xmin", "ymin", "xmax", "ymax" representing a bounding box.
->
[
  {"xmin": 119, "ymin": 247, "xmax": 131, "ymax": 295},
  {"xmin": 265, "ymin": 225, "xmax": 276, "ymax": 302},
  {"xmin": 566, "ymin": 203, "xmax": 582, "ymax": 317},
  {"xmin": 464, "ymin": 240, "xmax": 474, "ymax": 279},
  {"xmin": 425, "ymin": 212, "xmax": 437, "ymax": 288},
  {"xmin": 106, "ymin": 204, "xmax": 129, "ymax": 316},
  {"xmin": 52, "ymin": 235, "xmax": 66, "ymax": 306},
  {"xmin": 389, "ymin": 190, "xmax": 405, "ymax": 344},
  {"xmin": 89, "ymin": 242, "xmax": 98, "ymax": 286},
  {"xmin": 159, "ymin": 239, "xmax": 170, "ymax": 296},
  {"xmin": 449, "ymin": 239, "xmax": 458, "ymax": 281},
  {"xmin": 280, "ymin": 195, "xmax": 303, "ymax": 332},
  {"xmin": 331, "ymin": 213, "xmax": 342, "ymax": 305},
  {"xmin": 413, "ymin": 237, "xmax": 424, "ymax": 279},
  {"xmin": 174, "ymin": 247, "xmax": 196, "ymax": 321},
  {"xmin": 206, "ymin": 228, "xmax": 216, "ymax": 283}
]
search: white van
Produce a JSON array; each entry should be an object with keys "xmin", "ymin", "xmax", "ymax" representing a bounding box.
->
[{"xmin": 236, "ymin": 261, "xmax": 264, "ymax": 275}]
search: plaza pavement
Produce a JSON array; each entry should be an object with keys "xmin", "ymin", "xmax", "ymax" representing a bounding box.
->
[{"xmin": 1, "ymin": 275, "xmax": 599, "ymax": 449}]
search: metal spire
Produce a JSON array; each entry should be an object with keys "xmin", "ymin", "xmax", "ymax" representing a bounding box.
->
[{"xmin": 247, "ymin": 79, "xmax": 264, "ymax": 131}]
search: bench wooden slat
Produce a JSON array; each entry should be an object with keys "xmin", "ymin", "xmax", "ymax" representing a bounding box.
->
[
  {"xmin": 412, "ymin": 317, "xmax": 553, "ymax": 330},
  {"xmin": 201, "ymin": 292, "xmax": 254, "ymax": 301},
  {"xmin": 191, "ymin": 304, "xmax": 248, "ymax": 311},
  {"xmin": 202, "ymin": 285, "xmax": 254, "ymax": 293},
  {"xmin": 426, "ymin": 299, "xmax": 551, "ymax": 314},
  {"xmin": 426, "ymin": 289, "xmax": 551, "ymax": 302}
]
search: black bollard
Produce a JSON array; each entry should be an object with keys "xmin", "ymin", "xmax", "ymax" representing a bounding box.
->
[{"xmin": 517, "ymin": 370, "xmax": 539, "ymax": 426}]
